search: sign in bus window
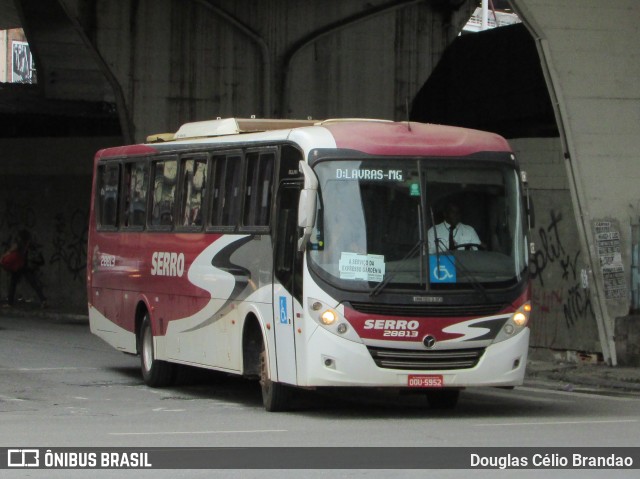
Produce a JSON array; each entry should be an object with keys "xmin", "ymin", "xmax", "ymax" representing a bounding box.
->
[
  {"xmin": 429, "ymin": 254, "xmax": 456, "ymax": 283},
  {"xmin": 338, "ymin": 252, "xmax": 385, "ymax": 282}
]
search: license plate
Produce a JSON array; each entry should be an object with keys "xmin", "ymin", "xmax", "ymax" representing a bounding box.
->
[{"xmin": 408, "ymin": 374, "xmax": 444, "ymax": 388}]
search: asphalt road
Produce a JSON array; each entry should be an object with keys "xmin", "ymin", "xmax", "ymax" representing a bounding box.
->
[{"xmin": 1, "ymin": 314, "xmax": 639, "ymax": 478}]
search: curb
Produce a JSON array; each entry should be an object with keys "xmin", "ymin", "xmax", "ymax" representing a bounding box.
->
[
  {"xmin": 0, "ymin": 306, "xmax": 88, "ymax": 323},
  {"xmin": 526, "ymin": 363, "xmax": 640, "ymax": 393}
]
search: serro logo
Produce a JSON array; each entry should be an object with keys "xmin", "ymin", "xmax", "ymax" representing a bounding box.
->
[
  {"xmin": 363, "ymin": 319, "xmax": 419, "ymax": 331},
  {"xmin": 151, "ymin": 252, "xmax": 185, "ymax": 277}
]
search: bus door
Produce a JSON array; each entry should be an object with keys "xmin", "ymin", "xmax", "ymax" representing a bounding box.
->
[{"xmin": 272, "ymin": 181, "xmax": 303, "ymax": 385}]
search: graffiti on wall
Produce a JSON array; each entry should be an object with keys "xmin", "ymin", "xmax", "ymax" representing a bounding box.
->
[
  {"xmin": 0, "ymin": 199, "xmax": 87, "ymax": 281},
  {"xmin": 530, "ymin": 209, "xmax": 594, "ymax": 329},
  {"xmin": 0, "ymin": 199, "xmax": 37, "ymax": 234},
  {"xmin": 50, "ymin": 210, "xmax": 88, "ymax": 281}
]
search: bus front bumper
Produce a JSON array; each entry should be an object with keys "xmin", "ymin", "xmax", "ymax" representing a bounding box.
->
[{"xmin": 299, "ymin": 326, "xmax": 529, "ymax": 388}]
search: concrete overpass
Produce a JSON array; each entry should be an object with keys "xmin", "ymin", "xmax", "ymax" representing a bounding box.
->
[{"xmin": 0, "ymin": 0, "xmax": 638, "ymax": 365}]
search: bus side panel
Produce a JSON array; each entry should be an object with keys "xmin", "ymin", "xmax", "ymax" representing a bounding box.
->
[
  {"xmin": 158, "ymin": 234, "xmax": 274, "ymax": 372},
  {"xmin": 90, "ymin": 231, "xmax": 215, "ymax": 328},
  {"xmin": 88, "ymin": 304, "xmax": 137, "ymax": 353}
]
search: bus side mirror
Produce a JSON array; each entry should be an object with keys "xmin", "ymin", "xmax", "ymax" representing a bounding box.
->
[{"xmin": 297, "ymin": 161, "xmax": 318, "ymax": 251}]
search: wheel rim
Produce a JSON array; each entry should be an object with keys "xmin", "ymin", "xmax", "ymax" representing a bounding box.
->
[{"xmin": 142, "ymin": 325, "xmax": 153, "ymax": 372}]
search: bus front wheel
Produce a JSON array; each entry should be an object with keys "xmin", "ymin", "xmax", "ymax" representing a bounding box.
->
[
  {"xmin": 259, "ymin": 344, "xmax": 291, "ymax": 412},
  {"xmin": 140, "ymin": 313, "xmax": 176, "ymax": 387}
]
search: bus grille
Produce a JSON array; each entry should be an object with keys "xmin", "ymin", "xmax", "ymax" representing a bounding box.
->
[
  {"xmin": 367, "ymin": 346, "xmax": 485, "ymax": 370},
  {"xmin": 349, "ymin": 302, "xmax": 504, "ymax": 317}
]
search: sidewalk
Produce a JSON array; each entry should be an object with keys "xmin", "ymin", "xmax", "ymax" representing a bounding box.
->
[
  {"xmin": 526, "ymin": 351, "xmax": 640, "ymax": 394},
  {"xmin": 2, "ymin": 303, "xmax": 640, "ymax": 394}
]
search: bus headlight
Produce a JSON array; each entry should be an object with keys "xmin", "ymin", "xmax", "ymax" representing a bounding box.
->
[
  {"xmin": 512, "ymin": 312, "xmax": 527, "ymax": 326},
  {"xmin": 307, "ymin": 298, "xmax": 362, "ymax": 343},
  {"xmin": 320, "ymin": 309, "xmax": 337, "ymax": 325},
  {"xmin": 493, "ymin": 302, "xmax": 531, "ymax": 344},
  {"xmin": 511, "ymin": 302, "xmax": 531, "ymax": 327}
]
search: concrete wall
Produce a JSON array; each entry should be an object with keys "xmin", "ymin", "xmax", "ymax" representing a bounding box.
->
[
  {"xmin": 1, "ymin": 1, "xmax": 638, "ymax": 361},
  {"xmin": 1, "ymin": 0, "xmax": 476, "ymax": 312},
  {"xmin": 511, "ymin": 0, "xmax": 640, "ymax": 364},
  {"xmin": 0, "ymin": 136, "xmax": 120, "ymax": 312},
  {"xmin": 512, "ymin": 137, "xmax": 600, "ymax": 352},
  {"xmin": 85, "ymin": 0, "xmax": 473, "ymax": 141}
]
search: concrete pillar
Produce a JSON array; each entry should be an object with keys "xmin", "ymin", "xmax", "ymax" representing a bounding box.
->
[{"xmin": 511, "ymin": 0, "xmax": 640, "ymax": 364}]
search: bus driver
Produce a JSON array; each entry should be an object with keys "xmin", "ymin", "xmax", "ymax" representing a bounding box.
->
[{"xmin": 427, "ymin": 202, "xmax": 482, "ymax": 253}]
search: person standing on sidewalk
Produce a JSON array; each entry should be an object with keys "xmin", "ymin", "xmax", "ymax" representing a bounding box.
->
[{"xmin": 1, "ymin": 229, "xmax": 47, "ymax": 308}]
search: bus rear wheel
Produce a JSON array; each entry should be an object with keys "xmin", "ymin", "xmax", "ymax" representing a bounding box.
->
[
  {"xmin": 140, "ymin": 313, "xmax": 176, "ymax": 387},
  {"xmin": 426, "ymin": 389, "xmax": 460, "ymax": 409},
  {"xmin": 259, "ymin": 344, "xmax": 291, "ymax": 412}
]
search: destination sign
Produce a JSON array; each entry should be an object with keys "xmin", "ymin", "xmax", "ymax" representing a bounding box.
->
[{"xmin": 335, "ymin": 168, "xmax": 404, "ymax": 181}]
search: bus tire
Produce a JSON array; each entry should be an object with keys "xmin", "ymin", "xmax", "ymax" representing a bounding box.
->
[
  {"xmin": 426, "ymin": 389, "xmax": 460, "ymax": 409},
  {"xmin": 259, "ymin": 343, "xmax": 291, "ymax": 412},
  {"xmin": 140, "ymin": 313, "xmax": 176, "ymax": 387}
]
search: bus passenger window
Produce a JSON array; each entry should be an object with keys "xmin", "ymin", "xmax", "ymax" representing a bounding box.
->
[
  {"xmin": 97, "ymin": 163, "xmax": 120, "ymax": 229},
  {"xmin": 180, "ymin": 158, "xmax": 207, "ymax": 228},
  {"xmin": 123, "ymin": 161, "xmax": 149, "ymax": 228},
  {"xmin": 210, "ymin": 155, "xmax": 241, "ymax": 228},
  {"xmin": 150, "ymin": 159, "xmax": 177, "ymax": 227},
  {"xmin": 222, "ymin": 157, "xmax": 241, "ymax": 226},
  {"xmin": 243, "ymin": 152, "xmax": 259, "ymax": 225},
  {"xmin": 210, "ymin": 156, "xmax": 225, "ymax": 226},
  {"xmin": 243, "ymin": 151, "xmax": 274, "ymax": 228}
]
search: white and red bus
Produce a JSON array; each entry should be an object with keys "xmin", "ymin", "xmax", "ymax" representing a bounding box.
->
[{"xmin": 88, "ymin": 118, "xmax": 532, "ymax": 411}]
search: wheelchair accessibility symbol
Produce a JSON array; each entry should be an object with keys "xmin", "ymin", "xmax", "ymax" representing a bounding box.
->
[
  {"xmin": 279, "ymin": 296, "xmax": 289, "ymax": 324},
  {"xmin": 434, "ymin": 265, "xmax": 454, "ymax": 280},
  {"xmin": 429, "ymin": 255, "xmax": 456, "ymax": 283}
]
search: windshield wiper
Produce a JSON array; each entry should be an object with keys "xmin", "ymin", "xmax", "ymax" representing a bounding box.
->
[
  {"xmin": 369, "ymin": 238, "xmax": 426, "ymax": 297},
  {"xmin": 371, "ymin": 204, "xmax": 426, "ymax": 298},
  {"xmin": 433, "ymin": 238, "xmax": 490, "ymax": 303},
  {"xmin": 370, "ymin": 203, "xmax": 426, "ymax": 297},
  {"xmin": 458, "ymin": 260, "xmax": 490, "ymax": 303}
]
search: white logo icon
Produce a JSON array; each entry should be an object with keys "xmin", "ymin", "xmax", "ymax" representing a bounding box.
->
[
  {"xmin": 433, "ymin": 265, "xmax": 453, "ymax": 280},
  {"xmin": 8, "ymin": 449, "xmax": 40, "ymax": 467}
]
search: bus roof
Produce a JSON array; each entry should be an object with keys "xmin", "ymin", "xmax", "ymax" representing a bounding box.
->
[
  {"xmin": 97, "ymin": 118, "xmax": 512, "ymax": 159},
  {"xmin": 172, "ymin": 117, "xmax": 316, "ymax": 140},
  {"xmin": 313, "ymin": 120, "xmax": 511, "ymax": 157}
]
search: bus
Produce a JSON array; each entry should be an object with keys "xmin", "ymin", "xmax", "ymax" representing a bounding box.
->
[{"xmin": 87, "ymin": 117, "xmax": 532, "ymax": 411}]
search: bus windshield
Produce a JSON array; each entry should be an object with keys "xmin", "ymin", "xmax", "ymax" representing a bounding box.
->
[{"xmin": 308, "ymin": 157, "xmax": 528, "ymax": 292}]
